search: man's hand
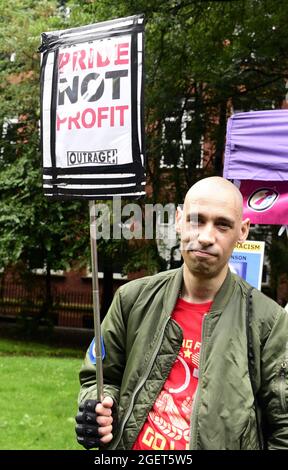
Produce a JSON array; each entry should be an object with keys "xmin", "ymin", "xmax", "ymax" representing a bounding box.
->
[{"xmin": 75, "ymin": 396, "xmax": 114, "ymax": 449}]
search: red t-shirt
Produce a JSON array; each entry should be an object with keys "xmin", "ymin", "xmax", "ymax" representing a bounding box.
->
[{"xmin": 133, "ymin": 297, "xmax": 212, "ymax": 451}]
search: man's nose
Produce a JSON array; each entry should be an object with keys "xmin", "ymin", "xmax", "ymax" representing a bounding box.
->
[{"xmin": 197, "ymin": 224, "xmax": 215, "ymax": 246}]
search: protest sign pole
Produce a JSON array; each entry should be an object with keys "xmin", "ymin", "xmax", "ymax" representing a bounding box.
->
[{"xmin": 89, "ymin": 200, "xmax": 103, "ymax": 401}]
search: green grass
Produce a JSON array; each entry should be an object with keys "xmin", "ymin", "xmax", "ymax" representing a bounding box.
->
[
  {"xmin": 0, "ymin": 336, "xmax": 84, "ymax": 358},
  {"xmin": 0, "ymin": 333, "xmax": 87, "ymax": 450}
]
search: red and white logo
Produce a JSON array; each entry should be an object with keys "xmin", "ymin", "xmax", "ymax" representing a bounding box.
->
[{"xmin": 248, "ymin": 188, "xmax": 279, "ymax": 212}]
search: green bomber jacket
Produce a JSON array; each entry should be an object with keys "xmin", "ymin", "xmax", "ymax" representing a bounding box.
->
[{"xmin": 78, "ymin": 267, "xmax": 288, "ymax": 450}]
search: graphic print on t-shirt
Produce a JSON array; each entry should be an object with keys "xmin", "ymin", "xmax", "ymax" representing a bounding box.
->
[{"xmin": 133, "ymin": 298, "xmax": 212, "ymax": 450}]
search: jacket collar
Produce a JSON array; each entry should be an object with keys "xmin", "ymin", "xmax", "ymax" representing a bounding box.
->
[
  {"xmin": 163, "ymin": 266, "xmax": 184, "ymax": 317},
  {"xmin": 163, "ymin": 265, "xmax": 236, "ymax": 316},
  {"xmin": 210, "ymin": 269, "xmax": 236, "ymax": 313}
]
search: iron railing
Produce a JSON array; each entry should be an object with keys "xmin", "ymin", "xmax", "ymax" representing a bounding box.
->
[{"xmin": 0, "ymin": 280, "xmax": 94, "ymax": 328}]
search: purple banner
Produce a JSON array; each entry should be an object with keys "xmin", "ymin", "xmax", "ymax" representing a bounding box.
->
[
  {"xmin": 224, "ymin": 110, "xmax": 288, "ymax": 181},
  {"xmin": 240, "ymin": 180, "xmax": 288, "ymax": 224}
]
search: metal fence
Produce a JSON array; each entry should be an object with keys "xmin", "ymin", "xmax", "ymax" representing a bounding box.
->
[{"xmin": 0, "ymin": 279, "xmax": 94, "ymax": 329}]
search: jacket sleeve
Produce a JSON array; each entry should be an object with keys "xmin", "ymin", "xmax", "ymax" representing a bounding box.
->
[
  {"xmin": 259, "ymin": 306, "xmax": 288, "ymax": 449},
  {"xmin": 78, "ymin": 287, "xmax": 126, "ymax": 410}
]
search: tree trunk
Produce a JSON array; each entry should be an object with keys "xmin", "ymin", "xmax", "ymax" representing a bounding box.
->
[
  {"xmin": 100, "ymin": 268, "xmax": 114, "ymax": 321},
  {"xmin": 45, "ymin": 260, "xmax": 53, "ymax": 317},
  {"xmin": 214, "ymin": 101, "xmax": 227, "ymax": 175}
]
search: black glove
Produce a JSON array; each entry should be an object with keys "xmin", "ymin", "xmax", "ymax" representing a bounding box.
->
[{"xmin": 75, "ymin": 399, "xmax": 103, "ymax": 449}]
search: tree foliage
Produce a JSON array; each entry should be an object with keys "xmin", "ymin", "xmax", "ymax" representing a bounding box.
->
[{"xmin": 0, "ymin": 0, "xmax": 89, "ymax": 274}]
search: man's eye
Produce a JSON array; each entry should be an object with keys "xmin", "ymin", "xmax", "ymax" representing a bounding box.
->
[
  {"xmin": 189, "ymin": 221, "xmax": 203, "ymax": 229},
  {"xmin": 218, "ymin": 224, "xmax": 230, "ymax": 230}
]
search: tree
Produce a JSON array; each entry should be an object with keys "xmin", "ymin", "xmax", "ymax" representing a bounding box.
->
[{"xmin": 0, "ymin": 1, "xmax": 91, "ymax": 314}]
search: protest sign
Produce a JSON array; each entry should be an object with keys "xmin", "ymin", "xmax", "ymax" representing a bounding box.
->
[
  {"xmin": 229, "ymin": 240, "xmax": 265, "ymax": 290},
  {"xmin": 239, "ymin": 180, "xmax": 288, "ymax": 224},
  {"xmin": 223, "ymin": 110, "xmax": 288, "ymax": 224},
  {"xmin": 40, "ymin": 15, "xmax": 145, "ymax": 199},
  {"xmin": 39, "ymin": 15, "xmax": 146, "ymax": 403}
]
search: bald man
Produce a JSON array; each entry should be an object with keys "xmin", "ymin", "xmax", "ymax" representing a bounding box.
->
[{"xmin": 76, "ymin": 177, "xmax": 288, "ymax": 450}]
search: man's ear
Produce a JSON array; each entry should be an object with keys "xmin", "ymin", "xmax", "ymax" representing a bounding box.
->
[
  {"xmin": 175, "ymin": 206, "xmax": 183, "ymax": 234},
  {"xmin": 238, "ymin": 218, "xmax": 250, "ymax": 243}
]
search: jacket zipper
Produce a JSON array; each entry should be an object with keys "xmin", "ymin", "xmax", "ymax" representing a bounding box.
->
[
  {"xmin": 279, "ymin": 341, "xmax": 288, "ymax": 413},
  {"xmin": 189, "ymin": 313, "xmax": 208, "ymax": 450},
  {"xmin": 111, "ymin": 316, "xmax": 171, "ymax": 449},
  {"xmin": 279, "ymin": 362, "xmax": 287, "ymax": 413}
]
